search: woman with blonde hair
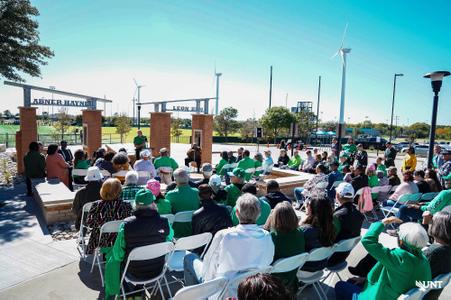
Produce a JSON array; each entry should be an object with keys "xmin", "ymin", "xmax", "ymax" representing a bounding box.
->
[
  {"xmin": 264, "ymin": 201, "xmax": 305, "ymax": 291},
  {"xmin": 85, "ymin": 178, "xmax": 133, "ymax": 254}
]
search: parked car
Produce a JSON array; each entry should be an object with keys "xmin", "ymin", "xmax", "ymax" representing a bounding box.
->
[
  {"xmin": 401, "ymin": 144, "xmax": 429, "ymax": 157},
  {"xmin": 355, "ymin": 137, "xmax": 388, "ymax": 151}
]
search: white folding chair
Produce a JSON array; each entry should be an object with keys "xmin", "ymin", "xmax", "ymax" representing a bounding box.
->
[
  {"xmin": 398, "ymin": 272, "xmax": 451, "ymax": 300},
  {"xmin": 381, "ymin": 193, "xmax": 422, "ymax": 218},
  {"xmin": 323, "ymin": 237, "xmax": 361, "ymax": 284},
  {"xmin": 72, "ymin": 168, "xmax": 88, "ymax": 190},
  {"xmin": 118, "ymin": 242, "xmax": 174, "ymax": 300},
  {"xmin": 219, "ymin": 266, "xmax": 273, "ymax": 299},
  {"xmin": 100, "ymin": 169, "xmax": 112, "ymax": 178},
  {"xmin": 113, "ymin": 170, "xmax": 128, "ymax": 178},
  {"xmin": 173, "ymin": 210, "xmax": 194, "ymax": 223},
  {"xmin": 164, "ymin": 233, "xmax": 213, "ymax": 297},
  {"xmin": 172, "ymin": 277, "xmax": 228, "ymax": 300},
  {"xmin": 76, "ymin": 201, "xmax": 95, "ymax": 259},
  {"xmin": 420, "ymin": 192, "xmax": 439, "ymax": 202},
  {"xmin": 137, "ymin": 170, "xmax": 151, "ymax": 183},
  {"xmin": 161, "ymin": 214, "xmax": 175, "ymax": 225},
  {"xmin": 90, "ymin": 220, "xmax": 124, "ymax": 286},
  {"xmin": 271, "ymin": 252, "xmax": 310, "ymax": 274},
  {"xmin": 297, "ymin": 246, "xmax": 336, "ymax": 300}
]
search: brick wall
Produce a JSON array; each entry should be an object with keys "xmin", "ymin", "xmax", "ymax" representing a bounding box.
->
[
  {"xmin": 82, "ymin": 110, "xmax": 102, "ymax": 158},
  {"xmin": 150, "ymin": 112, "xmax": 171, "ymax": 157},
  {"xmin": 16, "ymin": 107, "xmax": 38, "ymax": 174},
  {"xmin": 192, "ymin": 114, "xmax": 213, "ymax": 163}
]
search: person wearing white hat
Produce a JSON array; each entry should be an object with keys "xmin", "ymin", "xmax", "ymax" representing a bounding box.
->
[
  {"xmin": 327, "ymin": 182, "xmax": 364, "ymax": 267},
  {"xmin": 133, "ymin": 149, "xmax": 156, "ymax": 185},
  {"xmin": 209, "ymin": 174, "xmax": 227, "ymax": 203},
  {"xmin": 71, "ymin": 166, "xmax": 104, "ymax": 230}
]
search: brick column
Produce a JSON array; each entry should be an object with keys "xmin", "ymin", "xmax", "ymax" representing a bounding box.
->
[
  {"xmin": 16, "ymin": 107, "xmax": 38, "ymax": 174},
  {"xmin": 192, "ymin": 114, "xmax": 213, "ymax": 164},
  {"xmin": 82, "ymin": 110, "xmax": 102, "ymax": 158},
  {"xmin": 150, "ymin": 112, "xmax": 171, "ymax": 157}
]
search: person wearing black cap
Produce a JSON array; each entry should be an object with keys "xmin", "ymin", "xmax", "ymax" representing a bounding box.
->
[
  {"xmin": 260, "ymin": 180, "xmax": 291, "ymax": 209},
  {"xmin": 439, "ymin": 150, "xmax": 451, "ymax": 187},
  {"xmin": 104, "ymin": 189, "xmax": 173, "ymax": 299},
  {"xmin": 384, "ymin": 142, "xmax": 397, "ymax": 167}
]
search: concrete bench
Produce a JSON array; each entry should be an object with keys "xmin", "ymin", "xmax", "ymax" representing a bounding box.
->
[
  {"xmin": 33, "ymin": 179, "xmax": 76, "ymax": 225},
  {"xmin": 257, "ymin": 168, "xmax": 314, "ymax": 198}
]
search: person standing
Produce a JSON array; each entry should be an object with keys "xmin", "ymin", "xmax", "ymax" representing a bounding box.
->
[
  {"xmin": 331, "ymin": 138, "xmax": 339, "ymax": 158},
  {"xmin": 133, "ymin": 130, "xmax": 147, "ymax": 161},
  {"xmin": 355, "ymin": 144, "xmax": 368, "ymax": 169},
  {"xmin": 24, "ymin": 141, "xmax": 46, "ymax": 196},
  {"xmin": 438, "ymin": 150, "xmax": 451, "ymax": 187},
  {"xmin": 185, "ymin": 144, "xmax": 202, "ymax": 173},
  {"xmin": 384, "ymin": 142, "xmax": 397, "ymax": 168},
  {"xmin": 401, "ymin": 147, "xmax": 417, "ymax": 173},
  {"xmin": 236, "ymin": 147, "xmax": 244, "ymax": 162},
  {"xmin": 432, "ymin": 145, "xmax": 444, "ymax": 171}
]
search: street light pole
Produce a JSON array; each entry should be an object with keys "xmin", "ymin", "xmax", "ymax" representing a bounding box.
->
[
  {"xmin": 268, "ymin": 65, "xmax": 273, "ymax": 108},
  {"xmin": 315, "ymin": 76, "xmax": 321, "ymax": 142},
  {"xmin": 424, "ymin": 71, "xmax": 450, "ymax": 168},
  {"xmin": 389, "ymin": 73, "xmax": 404, "ymax": 142}
]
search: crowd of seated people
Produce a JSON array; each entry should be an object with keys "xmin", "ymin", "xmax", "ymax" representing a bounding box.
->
[{"xmin": 23, "ymin": 139, "xmax": 451, "ymax": 299}]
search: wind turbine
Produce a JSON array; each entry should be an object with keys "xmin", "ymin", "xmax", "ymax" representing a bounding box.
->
[
  {"xmin": 214, "ymin": 65, "xmax": 222, "ymax": 116},
  {"xmin": 133, "ymin": 78, "xmax": 145, "ymax": 129},
  {"xmin": 332, "ymin": 23, "xmax": 351, "ymax": 152}
]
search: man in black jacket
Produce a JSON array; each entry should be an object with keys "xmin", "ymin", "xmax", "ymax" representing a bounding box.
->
[
  {"xmin": 327, "ymin": 182, "xmax": 363, "ymax": 267},
  {"xmin": 192, "ymin": 184, "xmax": 232, "ymax": 238},
  {"xmin": 351, "ymin": 166, "xmax": 369, "ymax": 195},
  {"xmin": 260, "ymin": 180, "xmax": 291, "ymax": 209},
  {"xmin": 355, "ymin": 144, "xmax": 368, "ymax": 169}
]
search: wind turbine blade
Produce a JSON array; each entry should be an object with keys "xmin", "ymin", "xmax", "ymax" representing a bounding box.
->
[
  {"xmin": 133, "ymin": 78, "xmax": 138, "ymax": 87},
  {"xmin": 330, "ymin": 50, "xmax": 340, "ymax": 59},
  {"xmin": 340, "ymin": 22, "xmax": 348, "ymax": 48}
]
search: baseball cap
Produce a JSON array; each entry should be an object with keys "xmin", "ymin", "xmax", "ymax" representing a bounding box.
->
[
  {"xmin": 336, "ymin": 182, "xmax": 355, "ymax": 198},
  {"xmin": 84, "ymin": 166, "xmax": 103, "ymax": 182},
  {"xmin": 135, "ymin": 189, "xmax": 155, "ymax": 205},
  {"xmin": 160, "ymin": 148, "xmax": 168, "ymax": 153},
  {"xmin": 140, "ymin": 149, "xmax": 151, "ymax": 158},
  {"xmin": 146, "ymin": 179, "xmax": 161, "ymax": 196},
  {"xmin": 209, "ymin": 174, "xmax": 222, "ymax": 186},
  {"xmin": 228, "ymin": 167, "xmax": 245, "ymax": 179}
]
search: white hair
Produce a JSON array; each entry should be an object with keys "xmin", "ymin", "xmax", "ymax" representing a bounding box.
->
[
  {"xmin": 173, "ymin": 168, "xmax": 189, "ymax": 185},
  {"xmin": 124, "ymin": 171, "xmax": 139, "ymax": 185},
  {"xmin": 236, "ymin": 193, "xmax": 261, "ymax": 224},
  {"xmin": 398, "ymin": 222, "xmax": 429, "ymax": 250}
]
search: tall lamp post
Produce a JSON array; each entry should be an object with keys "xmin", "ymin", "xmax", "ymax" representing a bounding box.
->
[
  {"xmin": 423, "ymin": 71, "xmax": 450, "ymax": 168},
  {"xmin": 215, "ymin": 72, "xmax": 222, "ymax": 115},
  {"xmin": 389, "ymin": 73, "xmax": 403, "ymax": 142}
]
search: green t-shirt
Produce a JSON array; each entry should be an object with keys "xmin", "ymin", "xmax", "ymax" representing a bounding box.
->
[
  {"xmin": 231, "ymin": 198, "xmax": 271, "ymax": 226},
  {"xmin": 368, "ymin": 175, "xmax": 379, "ymax": 188},
  {"xmin": 165, "ymin": 185, "xmax": 199, "ymax": 238},
  {"xmin": 421, "ymin": 190, "xmax": 451, "ymax": 215},
  {"xmin": 133, "ymin": 135, "xmax": 147, "ymax": 146},
  {"xmin": 287, "ymin": 155, "xmax": 302, "ymax": 169},
  {"xmin": 343, "ymin": 144, "xmax": 357, "ymax": 155},
  {"xmin": 224, "ymin": 183, "xmax": 242, "ymax": 207},
  {"xmin": 216, "ymin": 158, "xmax": 228, "ymax": 176},
  {"xmin": 154, "ymin": 156, "xmax": 179, "ymax": 170},
  {"xmin": 75, "ymin": 159, "xmax": 90, "ymax": 169},
  {"xmin": 377, "ymin": 164, "xmax": 387, "ymax": 177},
  {"xmin": 237, "ymin": 157, "xmax": 256, "ymax": 181},
  {"xmin": 271, "ymin": 228, "xmax": 305, "ymax": 291}
]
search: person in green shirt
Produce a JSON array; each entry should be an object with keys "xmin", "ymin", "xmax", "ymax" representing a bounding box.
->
[
  {"xmin": 165, "ymin": 168, "xmax": 200, "ymax": 237},
  {"xmin": 287, "ymin": 150, "xmax": 303, "ymax": 170},
  {"xmin": 133, "ymin": 130, "xmax": 147, "ymax": 160},
  {"xmin": 237, "ymin": 150, "xmax": 256, "ymax": 181},
  {"xmin": 24, "ymin": 141, "xmax": 46, "ymax": 196},
  {"xmin": 334, "ymin": 217, "xmax": 431, "ymax": 300},
  {"xmin": 366, "ymin": 167, "xmax": 379, "ymax": 188},
  {"xmin": 338, "ymin": 152, "xmax": 350, "ymax": 173},
  {"xmin": 104, "ymin": 189, "xmax": 173, "ymax": 299},
  {"xmin": 224, "ymin": 168, "xmax": 246, "ymax": 206},
  {"xmin": 343, "ymin": 138, "xmax": 357, "ymax": 165},
  {"xmin": 375, "ymin": 157, "xmax": 387, "ymax": 177},
  {"xmin": 231, "ymin": 182, "xmax": 270, "ymax": 226},
  {"xmin": 264, "ymin": 201, "xmax": 305, "ymax": 292},
  {"xmin": 153, "ymin": 148, "xmax": 179, "ymax": 184},
  {"xmin": 215, "ymin": 151, "xmax": 229, "ymax": 176}
]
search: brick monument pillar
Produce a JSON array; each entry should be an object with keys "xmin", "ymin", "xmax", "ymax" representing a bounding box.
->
[
  {"xmin": 150, "ymin": 112, "xmax": 171, "ymax": 157},
  {"xmin": 192, "ymin": 114, "xmax": 214, "ymax": 164},
  {"xmin": 16, "ymin": 107, "xmax": 38, "ymax": 174},
  {"xmin": 82, "ymin": 110, "xmax": 102, "ymax": 158}
]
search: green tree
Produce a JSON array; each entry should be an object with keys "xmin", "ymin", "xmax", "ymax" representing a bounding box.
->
[
  {"xmin": 240, "ymin": 118, "xmax": 258, "ymax": 141},
  {"xmin": 296, "ymin": 110, "xmax": 316, "ymax": 141},
  {"xmin": 53, "ymin": 108, "xmax": 72, "ymax": 141},
  {"xmin": 408, "ymin": 122, "xmax": 430, "ymax": 139},
  {"xmin": 260, "ymin": 106, "xmax": 295, "ymax": 142},
  {"xmin": 0, "ymin": 0, "xmax": 54, "ymax": 81},
  {"xmin": 171, "ymin": 118, "xmax": 183, "ymax": 142},
  {"xmin": 114, "ymin": 113, "xmax": 131, "ymax": 143},
  {"xmin": 214, "ymin": 107, "xmax": 240, "ymax": 140}
]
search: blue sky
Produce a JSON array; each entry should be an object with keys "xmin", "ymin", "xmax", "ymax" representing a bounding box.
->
[{"xmin": 1, "ymin": 0, "xmax": 450, "ymax": 125}]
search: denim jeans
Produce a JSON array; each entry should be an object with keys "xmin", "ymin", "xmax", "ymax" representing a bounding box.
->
[
  {"xmin": 294, "ymin": 187, "xmax": 305, "ymax": 204},
  {"xmin": 396, "ymin": 205, "xmax": 423, "ymax": 223},
  {"xmin": 335, "ymin": 280, "xmax": 362, "ymax": 300},
  {"xmin": 382, "ymin": 199, "xmax": 402, "ymax": 208},
  {"xmin": 183, "ymin": 253, "xmax": 203, "ymax": 286}
]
